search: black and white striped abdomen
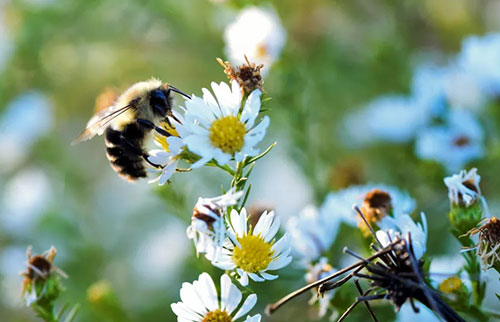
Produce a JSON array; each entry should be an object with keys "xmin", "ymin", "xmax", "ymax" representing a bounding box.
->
[{"xmin": 104, "ymin": 123, "xmax": 150, "ymax": 181}]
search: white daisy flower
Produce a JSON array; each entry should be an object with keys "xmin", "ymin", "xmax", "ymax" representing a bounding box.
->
[
  {"xmin": 444, "ymin": 168, "xmax": 481, "ymax": 207},
  {"xmin": 171, "ymin": 272, "xmax": 261, "ymax": 322},
  {"xmin": 224, "ymin": 6, "xmax": 286, "ymax": 75},
  {"xmin": 429, "ymin": 255, "xmax": 469, "ymax": 290},
  {"xmin": 210, "ymin": 209, "xmax": 292, "ymax": 286},
  {"xmin": 147, "ymin": 136, "xmax": 184, "ymax": 185},
  {"xmin": 305, "ymin": 257, "xmax": 337, "ymax": 319},
  {"xmin": 176, "ymin": 80, "xmax": 269, "ymax": 168},
  {"xmin": 376, "ymin": 212, "xmax": 428, "ymax": 259},
  {"xmin": 415, "ymin": 109, "xmax": 484, "ymax": 173},
  {"xmin": 320, "ymin": 184, "xmax": 416, "ymax": 227},
  {"xmin": 286, "ymin": 205, "xmax": 341, "ymax": 262},
  {"xmin": 457, "ymin": 33, "xmax": 500, "ymax": 96},
  {"xmin": 187, "ymin": 188, "xmax": 244, "ymax": 257}
]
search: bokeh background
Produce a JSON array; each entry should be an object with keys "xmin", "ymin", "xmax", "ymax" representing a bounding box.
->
[{"xmin": 1, "ymin": 0, "xmax": 500, "ymax": 321}]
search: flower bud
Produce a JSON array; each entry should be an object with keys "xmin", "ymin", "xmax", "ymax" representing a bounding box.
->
[{"xmin": 444, "ymin": 168, "xmax": 484, "ymax": 235}]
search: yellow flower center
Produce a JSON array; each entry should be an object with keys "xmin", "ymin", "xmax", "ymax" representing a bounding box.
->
[
  {"xmin": 202, "ymin": 309, "xmax": 232, "ymax": 322},
  {"xmin": 209, "ymin": 116, "xmax": 246, "ymax": 154},
  {"xmin": 439, "ymin": 276, "xmax": 463, "ymax": 294},
  {"xmin": 233, "ymin": 234, "xmax": 274, "ymax": 273},
  {"xmin": 154, "ymin": 122, "xmax": 179, "ymax": 152}
]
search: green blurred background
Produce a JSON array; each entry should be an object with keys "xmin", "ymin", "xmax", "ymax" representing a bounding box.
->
[{"xmin": 1, "ymin": 0, "xmax": 500, "ymax": 321}]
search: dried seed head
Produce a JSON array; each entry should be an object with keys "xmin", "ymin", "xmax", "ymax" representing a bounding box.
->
[
  {"xmin": 217, "ymin": 57, "xmax": 264, "ymax": 94},
  {"xmin": 466, "ymin": 217, "xmax": 500, "ymax": 270},
  {"xmin": 21, "ymin": 246, "xmax": 64, "ymax": 304},
  {"xmin": 359, "ymin": 189, "xmax": 392, "ymax": 235},
  {"xmin": 192, "ymin": 204, "xmax": 221, "ymax": 227}
]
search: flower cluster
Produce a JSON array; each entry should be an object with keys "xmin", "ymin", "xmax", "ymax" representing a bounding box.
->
[
  {"xmin": 285, "ymin": 183, "xmax": 427, "ymax": 317},
  {"xmin": 343, "ymin": 33, "xmax": 500, "ymax": 172},
  {"xmin": 158, "ymin": 55, "xmax": 290, "ymax": 320}
]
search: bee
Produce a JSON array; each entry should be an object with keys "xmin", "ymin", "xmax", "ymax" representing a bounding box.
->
[{"xmin": 72, "ymin": 78, "xmax": 190, "ymax": 181}]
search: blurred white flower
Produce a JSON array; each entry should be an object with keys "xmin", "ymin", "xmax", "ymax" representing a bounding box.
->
[
  {"xmin": 320, "ymin": 184, "xmax": 416, "ymax": 227},
  {"xmin": 411, "ymin": 63, "xmax": 447, "ymax": 118},
  {"xmin": 0, "ymin": 92, "xmax": 53, "ymax": 172},
  {"xmin": 224, "ymin": 6, "xmax": 286, "ymax": 75},
  {"xmin": 415, "ymin": 109, "xmax": 484, "ymax": 173},
  {"xmin": 147, "ymin": 136, "xmax": 184, "ymax": 185},
  {"xmin": 377, "ymin": 212, "xmax": 428, "ymax": 259},
  {"xmin": 429, "ymin": 255, "xmax": 468, "ymax": 290},
  {"xmin": 171, "ymin": 273, "xmax": 260, "ymax": 322},
  {"xmin": 457, "ymin": 33, "xmax": 500, "ymax": 96},
  {"xmin": 187, "ymin": 188, "xmax": 244, "ymax": 257},
  {"xmin": 177, "ymin": 80, "xmax": 269, "ymax": 168},
  {"xmin": 1, "ymin": 168, "xmax": 52, "ymax": 234},
  {"xmin": 344, "ymin": 95, "xmax": 428, "ymax": 145},
  {"xmin": 442, "ymin": 67, "xmax": 485, "ymax": 111},
  {"xmin": 444, "ymin": 168, "xmax": 481, "ymax": 207},
  {"xmin": 305, "ymin": 257, "xmax": 337, "ymax": 318},
  {"xmin": 286, "ymin": 205, "xmax": 340, "ymax": 262},
  {"xmin": 210, "ymin": 209, "xmax": 292, "ymax": 286}
]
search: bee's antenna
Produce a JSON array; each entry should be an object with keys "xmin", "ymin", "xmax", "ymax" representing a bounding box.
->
[{"xmin": 168, "ymin": 85, "xmax": 191, "ymax": 100}]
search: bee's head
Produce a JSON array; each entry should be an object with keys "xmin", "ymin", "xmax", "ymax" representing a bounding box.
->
[{"xmin": 150, "ymin": 88, "xmax": 172, "ymax": 117}]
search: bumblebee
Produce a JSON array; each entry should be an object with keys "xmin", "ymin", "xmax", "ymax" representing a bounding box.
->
[{"xmin": 72, "ymin": 78, "xmax": 190, "ymax": 181}]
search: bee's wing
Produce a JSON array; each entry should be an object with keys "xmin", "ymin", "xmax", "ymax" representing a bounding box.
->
[{"xmin": 71, "ymin": 104, "xmax": 133, "ymax": 145}]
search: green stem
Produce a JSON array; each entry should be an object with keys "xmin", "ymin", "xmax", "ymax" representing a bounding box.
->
[{"xmin": 455, "ymin": 233, "xmax": 485, "ymax": 306}]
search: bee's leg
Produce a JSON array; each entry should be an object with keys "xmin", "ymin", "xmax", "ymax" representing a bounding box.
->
[
  {"xmin": 136, "ymin": 119, "xmax": 171, "ymax": 137},
  {"xmin": 142, "ymin": 154, "xmax": 164, "ymax": 169}
]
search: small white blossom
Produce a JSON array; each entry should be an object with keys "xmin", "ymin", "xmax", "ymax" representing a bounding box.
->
[
  {"xmin": 187, "ymin": 188, "xmax": 244, "ymax": 257},
  {"xmin": 147, "ymin": 136, "xmax": 184, "ymax": 185},
  {"xmin": 176, "ymin": 80, "xmax": 269, "ymax": 168},
  {"xmin": 286, "ymin": 206, "xmax": 341, "ymax": 262},
  {"xmin": 171, "ymin": 273, "xmax": 260, "ymax": 322},
  {"xmin": 376, "ymin": 212, "xmax": 428, "ymax": 259},
  {"xmin": 444, "ymin": 168, "xmax": 481, "ymax": 207},
  {"xmin": 224, "ymin": 6, "xmax": 286, "ymax": 75},
  {"xmin": 415, "ymin": 109, "xmax": 483, "ymax": 173},
  {"xmin": 210, "ymin": 209, "xmax": 292, "ymax": 286},
  {"xmin": 305, "ymin": 257, "xmax": 337, "ymax": 318}
]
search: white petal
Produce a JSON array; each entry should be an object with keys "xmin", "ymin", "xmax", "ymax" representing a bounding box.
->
[
  {"xmin": 171, "ymin": 302, "xmax": 202, "ymax": 321},
  {"xmin": 240, "ymin": 89, "xmax": 262, "ymax": 129},
  {"xmin": 260, "ymin": 272, "xmax": 278, "ymax": 280},
  {"xmin": 220, "ymin": 274, "xmax": 242, "ymax": 314},
  {"xmin": 267, "ymin": 255, "xmax": 292, "ymax": 270},
  {"xmin": 248, "ymin": 273, "xmax": 264, "ymax": 282},
  {"xmin": 233, "ymin": 294, "xmax": 257, "ymax": 320},
  {"xmin": 244, "ymin": 116, "xmax": 270, "ymax": 147},
  {"xmin": 238, "ymin": 271, "xmax": 249, "ymax": 286},
  {"xmin": 196, "ymin": 273, "xmax": 219, "ymax": 311},
  {"xmin": 180, "ymin": 283, "xmax": 207, "ymax": 316}
]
